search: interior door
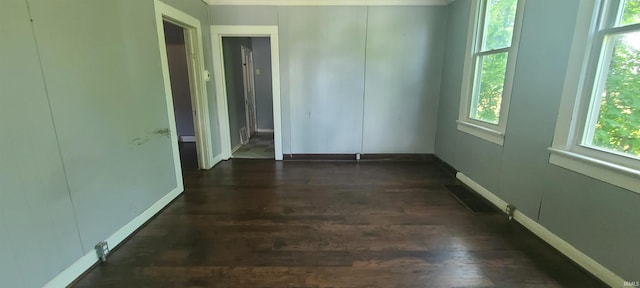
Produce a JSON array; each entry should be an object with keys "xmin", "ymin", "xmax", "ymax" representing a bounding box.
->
[{"xmin": 241, "ymin": 45, "xmax": 257, "ymax": 138}]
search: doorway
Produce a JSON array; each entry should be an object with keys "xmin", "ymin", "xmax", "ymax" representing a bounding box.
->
[
  {"xmin": 221, "ymin": 37, "xmax": 275, "ymax": 159},
  {"xmin": 155, "ymin": 2, "xmax": 215, "ymax": 185},
  {"xmin": 211, "ymin": 26, "xmax": 283, "ymax": 160},
  {"xmin": 163, "ymin": 21, "xmax": 199, "ymax": 170}
]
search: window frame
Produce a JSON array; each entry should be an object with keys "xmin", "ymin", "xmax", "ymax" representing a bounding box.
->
[
  {"xmin": 549, "ymin": 0, "xmax": 640, "ymax": 195},
  {"xmin": 457, "ymin": 0, "xmax": 526, "ymax": 145}
]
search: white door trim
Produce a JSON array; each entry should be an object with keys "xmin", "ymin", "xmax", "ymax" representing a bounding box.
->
[
  {"xmin": 211, "ymin": 25, "xmax": 283, "ymax": 160},
  {"xmin": 155, "ymin": 1, "xmax": 215, "ymax": 171}
]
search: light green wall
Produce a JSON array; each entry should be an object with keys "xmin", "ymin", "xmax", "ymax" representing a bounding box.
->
[
  {"xmin": 0, "ymin": 0, "xmax": 215, "ymax": 286},
  {"xmin": 210, "ymin": 5, "xmax": 447, "ymax": 154},
  {"xmin": 435, "ymin": 0, "xmax": 640, "ymax": 279},
  {"xmin": 1, "ymin": 1, "xmax": 84, "ymax": 287},
  {"xmin": 29, "ymin": 0, "xmax": 177, "ymax": 254}
]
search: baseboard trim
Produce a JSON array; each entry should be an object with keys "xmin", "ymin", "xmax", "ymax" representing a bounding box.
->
[
  {"xmin": 360, "ymin": 153, "xmax": 434, "ymax": 161},
  {"xmin": 283, "ymin": 154, "xmax": 356, "ymax": 161},
  {"xmin": 256, "ymin": 129, "xmax": 274, "ymax": 133},
  {"xmin": 434, "ymin": 156, "xmax": 457, "ymax": 176},
  {"xmin": 178, "ymin": 135, "xmax": 196, "ymax": 142},
  {"xmin": 456, "ymin": 172, "xmax": 624, "ymax": 288},
  {"xmin": 43, "ymin": 186, "xmax": 184, "ymax": 288},
  {"xmin": 283, "ymin": 153, "xmax": 434, "ymax": 161}
]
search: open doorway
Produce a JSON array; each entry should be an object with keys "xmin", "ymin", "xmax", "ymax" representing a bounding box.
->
[
  {"xmin": 163, "ymin": 21, "xmax": 199, "ymax": 170},
  {"xmin": 222, "ymin": 37, "xmax": 274, "ymax": 159},
  {"xmin": 155, "ymin": 1, "xmax": 215, "ymax": 183},
  {"xmin": 211, "ymin": 26, "xmax": 283, "ymax": 160}
]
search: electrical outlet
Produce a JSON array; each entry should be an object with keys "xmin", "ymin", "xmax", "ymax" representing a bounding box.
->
[{"xmin": 95, "ymin": 241, "xmax": 109, "ymax": 262}]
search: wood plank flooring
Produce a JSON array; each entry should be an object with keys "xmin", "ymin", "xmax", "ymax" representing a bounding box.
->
[{"xmin": 72, "ymin": 160, "xmax": 605, "ymax": 288}]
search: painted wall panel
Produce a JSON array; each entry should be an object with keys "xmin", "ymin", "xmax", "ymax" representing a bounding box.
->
[
  {"xmin": 29, "ymin": 0, "xmax": 178, "ymax": 253},
  {"xmin": 363, "ymin": 6, "xmax": 446, "ymax": 153},
  {"xmin": 283, "ymin": 6, "xmax": 367, "ymax": 153},
  {"xmin": 210, "ymin": 5, "xmax": 447, "ymax": 154},
  {"xmin": 434, "ymin": 0, "xmax": 640, "ymax": 279},
  {"xmin": 0, "ymin": 1, "xmax": 84, "ymax": 287},
  {"xmin": 252, "ymin": 37, "xmax": 275, "ymax": 130}
]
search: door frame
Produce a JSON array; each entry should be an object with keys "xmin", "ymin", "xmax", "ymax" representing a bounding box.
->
[
  {"xmin": 154, "ymin": 1, "xmax": 215, "ymax": 175},
  {"xmin": 211, "ymin": 25, "xmax": 283, "ymax": 160}
]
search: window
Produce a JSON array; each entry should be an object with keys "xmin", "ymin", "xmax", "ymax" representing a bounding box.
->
[
  {"xmin": 550, "ymin": 0, "xmax": 640, "ymax": 194},
  {"xmin": 457, "ymin": 0, "xmax": 525, "ymax": 145}
]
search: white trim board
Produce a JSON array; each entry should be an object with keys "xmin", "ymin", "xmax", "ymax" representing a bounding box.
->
[
  {"xmin": 211, "ymin": 25, "xmax": 284, "ymax": 160},
  {"xmin": 205, "ymin": 0, "xmax": 455, "ymax": 5},
  {"xmin": 43, "ymin": 186, "xmax": 183, "ymax": 288},
  {"xmin": 256, "ymin": 129, "xmax": 274, "ymax": 133},
  {"xmin": 456, "ymin": 172, "xmax": 625, "ymax": 288}
]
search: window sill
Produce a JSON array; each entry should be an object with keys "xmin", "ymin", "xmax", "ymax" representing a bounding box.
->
[
  {"xmin": 456, "ymin": 120, "xmax": 504, "ymax": 145},
  {"xmin": 548, "ymin": 147, "xmax": 640, "ymax": 195}
]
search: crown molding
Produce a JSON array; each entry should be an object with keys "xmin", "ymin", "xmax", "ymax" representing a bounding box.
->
[{"xmin": 205, "ymin": 0, "xmax": 456, "ymax": 6}]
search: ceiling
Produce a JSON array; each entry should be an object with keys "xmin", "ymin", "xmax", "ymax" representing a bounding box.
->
[{"xmin": 203, "ymin": 0, "xmax": 455, "ymax": 6}]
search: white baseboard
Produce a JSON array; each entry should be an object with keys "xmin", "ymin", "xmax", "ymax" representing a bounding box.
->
[
  {"xmin": 43, "ymin": 186, "xmax": 184, "ymax": 288},
  {"xmin": 179, "ymin": 135, "xmax": 196, "ymax": 142},
  {"xmin": 211, "ymin": 153, "xmax": 223, "ymax": 167},
  {"xmin": 256, "ymin": 129, "xmax": 274, "ymax": 133},
  {"xmin": 456, "ymin": 172, "xmax": 624, "ymax": 288}
]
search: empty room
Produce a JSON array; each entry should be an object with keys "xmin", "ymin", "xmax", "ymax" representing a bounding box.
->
[{"xmin": 1, "ymin": 0, "xmax": 638, "ymax": 287}]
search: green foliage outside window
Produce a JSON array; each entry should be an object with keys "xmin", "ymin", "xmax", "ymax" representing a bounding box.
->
[
  {"xmin": 471, "ymin": 0, "xmax": 517, "ymax": 123},
  {"xmin": 591, "ymin": 0, "xmax": 640, "ymax": 157}
]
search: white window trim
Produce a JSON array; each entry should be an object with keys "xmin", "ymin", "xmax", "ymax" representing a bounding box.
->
[
  {"xmin": 457, "ymin": 0, "xmax": 526, "ymax": 146},
  {"xmin": 550, "ymin": 0, "xmax": 640, "ymax": 195}
]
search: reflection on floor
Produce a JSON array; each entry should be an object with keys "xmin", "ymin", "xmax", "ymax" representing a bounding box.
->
[
  {"xmin": 178, "ymin": 142, "xmax": 198, "ymax": 171},
  {"xmin": 233, "ymin": 132, "xmax": 274, "ymax": 159}
]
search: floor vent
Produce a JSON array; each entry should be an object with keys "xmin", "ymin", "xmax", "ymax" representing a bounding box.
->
[{"xmin": 444, "ymin": 184, "xmax": 499, "ymax": 214}]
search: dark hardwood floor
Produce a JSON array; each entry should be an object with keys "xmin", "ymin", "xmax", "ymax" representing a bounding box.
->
[{"xmin": 72, "ymin": 159, "xmax": 604, "ymax": 288}]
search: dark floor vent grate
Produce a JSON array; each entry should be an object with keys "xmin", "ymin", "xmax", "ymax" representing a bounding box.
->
[{"xmin": 444, "ymin": 184, "xmax": 499, "ymax": 214}]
